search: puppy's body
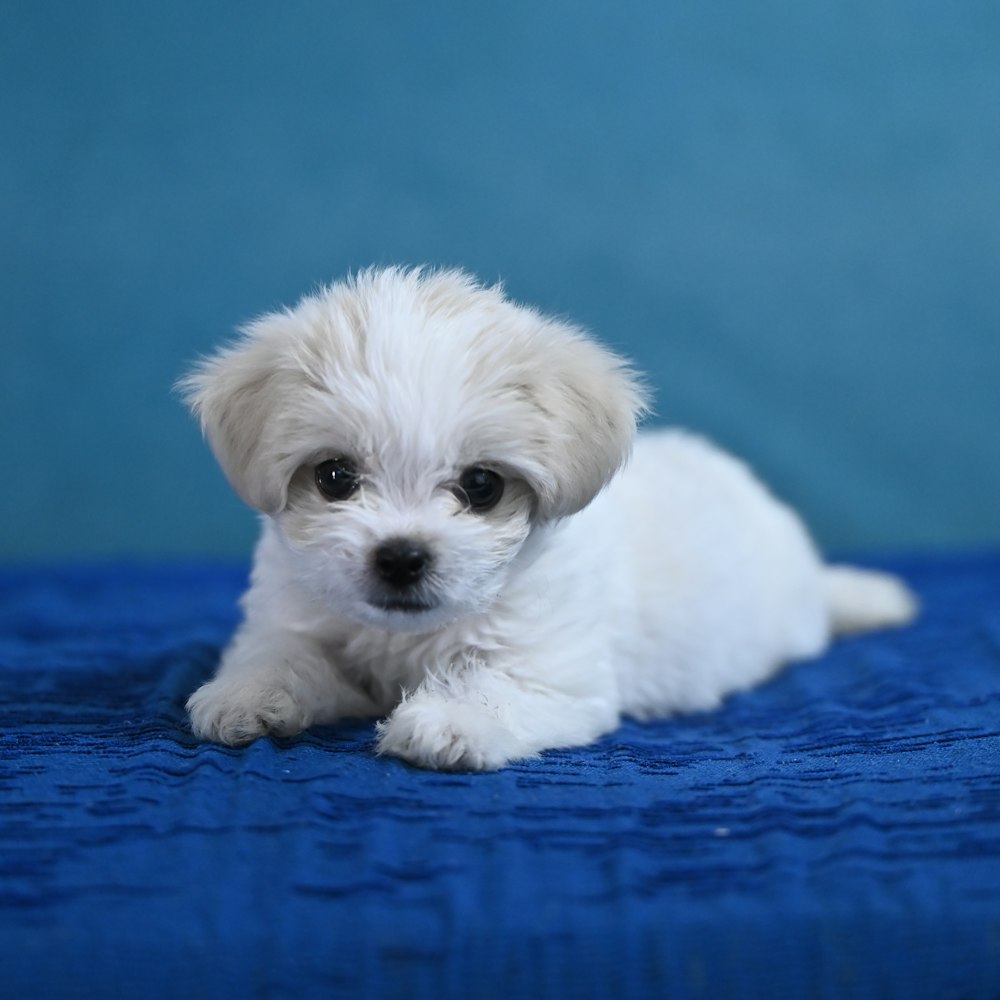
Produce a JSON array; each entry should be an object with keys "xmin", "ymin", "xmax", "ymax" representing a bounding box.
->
[{"xmin": 184, "ymin": 268, "xmax": 916, "ymax": 770}]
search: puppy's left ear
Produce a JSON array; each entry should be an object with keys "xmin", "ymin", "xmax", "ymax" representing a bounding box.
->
[
  {"xmin": 512, "ymin": 322, "xmax": 649, "ymax": 520},
  {"xmin": 178, "ymin": 313, "xmax": 307, "ymax": 514}
]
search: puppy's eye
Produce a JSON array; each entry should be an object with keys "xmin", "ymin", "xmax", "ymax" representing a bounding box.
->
[
  {"xmin": 458, "ymin": 467, "xmax": 504, "ymax": 512},
  {"xmin": 315, "ymin": 458, "xmax": 360, "ymax": 501}
]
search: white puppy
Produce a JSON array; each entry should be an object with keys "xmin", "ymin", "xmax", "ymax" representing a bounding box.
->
[{"xmin": 182, "ymin": 267, "xmax": 917, "ymax": 771}]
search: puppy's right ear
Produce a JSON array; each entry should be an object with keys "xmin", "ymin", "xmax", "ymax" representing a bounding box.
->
[{"xmin": 178, "ymin": 313, "xmax": 303, "ymax": 514}]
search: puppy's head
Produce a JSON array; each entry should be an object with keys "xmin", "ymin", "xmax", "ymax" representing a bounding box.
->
[{"xmin": 181, "ymin": 267, "xmax": 647, "ymax": 631}]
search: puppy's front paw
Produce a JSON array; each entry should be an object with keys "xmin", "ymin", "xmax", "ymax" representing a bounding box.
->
[
  {"xmin": 375, "ymin": 697, "xmax": 527, "ymax": 772},
  {"xmin": 187, "ymin": 677, "xmax": 309, "ymax": 747}
]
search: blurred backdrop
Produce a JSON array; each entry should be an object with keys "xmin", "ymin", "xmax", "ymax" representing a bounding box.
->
[{"xmin": 2, "ymin": 1, "xmax": 998, "ymax": 560}]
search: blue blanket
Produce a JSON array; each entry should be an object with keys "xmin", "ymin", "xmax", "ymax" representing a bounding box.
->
[{"xmin": 2, "ymin": 555, "xmax": 998, "ymax": 998}]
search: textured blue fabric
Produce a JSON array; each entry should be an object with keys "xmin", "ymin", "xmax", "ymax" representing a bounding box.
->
[{"xmin": 1, "ymin": 555, "xmax": 999, "ymax": 998}]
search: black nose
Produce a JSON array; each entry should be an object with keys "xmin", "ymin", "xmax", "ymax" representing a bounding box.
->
[{"xmin": 373, "ymin": 538, "xmax": 432, "ymax": 589}]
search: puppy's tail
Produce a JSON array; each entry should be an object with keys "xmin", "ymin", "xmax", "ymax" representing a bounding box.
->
[{"xmin": 824, "ymin": 564, "xmax": 920, "ymax": 637}]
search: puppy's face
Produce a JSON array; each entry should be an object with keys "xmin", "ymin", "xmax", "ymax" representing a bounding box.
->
[
  {"xmin": 279, "ymin": 450, "xmax": 538, "ymax": 632},
  {"xmin": 182, "ymin": 268, "xmax": 646, "ymax": 633}
]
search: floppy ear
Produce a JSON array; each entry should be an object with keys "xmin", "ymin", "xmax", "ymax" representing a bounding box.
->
[
  {"xmin": 511, "ymin": 321, "xmax": 649, "ymax": 520},
  {"xmin": 178, "ymin": 313, "xmax": 307, "ymax": 514}
]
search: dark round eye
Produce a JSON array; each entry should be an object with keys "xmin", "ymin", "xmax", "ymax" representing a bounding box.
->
[
  {"xmin": 458, "ymin": 467, "xmax": 504, "ymax": 512},
  {"xmin": 315, "ymin": 458, "xmax": 360, "ymax": 501}
]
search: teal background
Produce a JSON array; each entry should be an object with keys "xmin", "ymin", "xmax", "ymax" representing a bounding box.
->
[{"xmin": 2, "ymin": 1, "xmax": 998, "ymax": 560}]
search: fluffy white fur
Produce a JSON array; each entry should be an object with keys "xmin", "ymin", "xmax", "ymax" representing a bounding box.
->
[{"xmin": 181, "ymin": 267, "xmax": 918, "ymax": 771}]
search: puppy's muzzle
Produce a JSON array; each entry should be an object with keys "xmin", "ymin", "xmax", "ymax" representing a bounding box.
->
[{"xmin": 373, "ymin": 538, "xmax": 432, "ymax": 590}]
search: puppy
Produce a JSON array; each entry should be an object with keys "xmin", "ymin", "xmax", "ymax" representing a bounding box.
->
[{"xmin": 181, "ymin": 267, "xmax": 917, "ymax": 771}]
